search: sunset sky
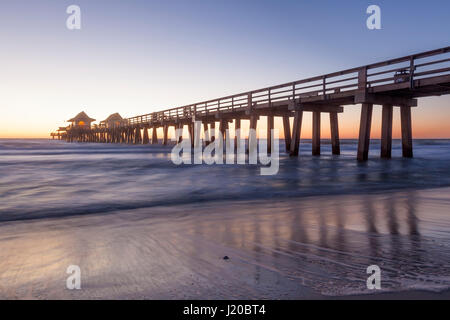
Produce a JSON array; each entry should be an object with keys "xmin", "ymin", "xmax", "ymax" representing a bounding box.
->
[{"xmin": 0, "ymin": 0, "xmax": 449, "ymax": 139}]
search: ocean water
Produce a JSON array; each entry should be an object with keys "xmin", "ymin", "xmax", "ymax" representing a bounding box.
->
[
  {"xmin": 1, "ymin": 138, "xmax": 450, "ymax": 298},
  {"xmin": 1, "ymin": 138, "xmax": 450, "ymax": 222}
]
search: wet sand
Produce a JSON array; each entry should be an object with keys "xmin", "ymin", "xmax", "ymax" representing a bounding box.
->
[{"xmin": 1, "ymin": 188, "xmax": 450, "ymax": 299}]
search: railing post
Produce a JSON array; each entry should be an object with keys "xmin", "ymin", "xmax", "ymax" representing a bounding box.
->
[
  {"xmin": 358, "ymin": 67, "xmax": 367, "ymax": 90},
  {"xmin": 322, "ymin": 76, "xmax": 326, "ymax": 97},
  {"xmin": 409, "ymin": 56, "xmax": 415, "ymax": 89},
  {"xmin": 193, "ymin": 105, "xmax": 197, "ymax": 123},
  {"xmin": 247, "ymin": 92, "xmax": 253, "ymax": 113}
]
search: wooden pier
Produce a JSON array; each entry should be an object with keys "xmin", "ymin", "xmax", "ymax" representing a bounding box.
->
[{"xmin": 54, "ymin": 47, "xmax": 450, "ymax": 161}]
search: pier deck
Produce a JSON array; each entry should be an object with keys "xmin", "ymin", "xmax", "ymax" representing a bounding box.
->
[{"xmin": 55, "ymin": 46, "xmax": 450, "ymax": 161}]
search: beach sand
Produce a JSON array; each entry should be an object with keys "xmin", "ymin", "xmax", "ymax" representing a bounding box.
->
[{"xmin": 1, "ymin": 187, "xmax": 449, "ymax": 299}]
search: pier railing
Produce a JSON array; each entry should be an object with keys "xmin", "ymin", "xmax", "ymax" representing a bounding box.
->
[{"xmin": 122, "ymin": 46, "xmax": 449, "ymax": 127}]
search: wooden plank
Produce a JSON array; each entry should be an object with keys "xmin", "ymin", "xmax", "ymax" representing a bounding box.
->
[
  {"xmin": 400, "ymin": 106, "xmax": 413, "ymax": 158},
  {"xmin": 330, "ymin": 112, "xmax": 340, "ymax": 155},
  {"xmin": 357, "ymin": 103, "xmax": 373, "ymax": 161},
  {"xmin": 355, "ymin": 92, "xmax": 417, "ymax": 107},
  {"xmin": 312, "ymin": 111, "xmax": 321, "ymax": 156},
  {"xmin": 381, "ymin": 105, "xmax": 393, "ymax": 158},
  {"xmin": 290, "ymin": 109, "xmax": 303, "ymax": 156}
]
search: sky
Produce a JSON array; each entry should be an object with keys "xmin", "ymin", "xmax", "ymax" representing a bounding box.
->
[{"xmin": 0, "ymin": 0, "xmax": 449, "ymax": 139}]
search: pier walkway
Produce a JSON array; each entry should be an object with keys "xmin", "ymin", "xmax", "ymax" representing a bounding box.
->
[{"xmin": 53, "ymin": 47, "xmax": 450, "ymax": 161}]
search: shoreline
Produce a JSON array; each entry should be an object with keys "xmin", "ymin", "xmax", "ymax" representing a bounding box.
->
[{"xmin": 1, "ymin": 188, "xmax": 449, "ymax": 299}]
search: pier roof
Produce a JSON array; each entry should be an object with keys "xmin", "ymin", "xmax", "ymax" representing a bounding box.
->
[
  {"xmin": 68, "ymin": 111, "xmax": 96, "ymax": 122},
  {"xmin": 103, "ymin": 113, "xmax": 123, "ymax": 122}
]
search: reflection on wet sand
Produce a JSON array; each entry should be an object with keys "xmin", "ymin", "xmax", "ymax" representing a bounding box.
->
[
  {"xmin": 185, "ymin": 189, "xmax": 448, "ymax": 296},
  {"xmin": 0, "ymin": 189, "xmax": 449, "ymax": 299}
]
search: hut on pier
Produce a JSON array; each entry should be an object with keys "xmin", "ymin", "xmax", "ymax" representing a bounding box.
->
[
  {"xmin": 101, "ymin": 113, "xmax": 124, "ymax": 128},
  {"xmin": 68, "ymin": 111, "xmax": 96, "ymax": 128}
]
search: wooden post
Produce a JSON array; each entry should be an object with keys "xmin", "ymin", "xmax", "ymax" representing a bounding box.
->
[
  {"xmin": 177, "ymin": 123, "xmax": 183, "ymax": 143},
  {"xmin": 219, "ymin": 120, "xmax": 224, "ymax": 141},
  {"xmin": 248, "ymin": 115, "xmax": 258, "ymax": 154},
  {"xmin": 234, "ymin": 118, "xmax": 241, "ymax": 151},
  {"xmin": 357, "ymin": 103, "xmax": 373, "ymax": 161},
  {"xmin": 290, "ymin": 109, "xmax": 303, "ymax": 156},
  {"xmin": 128, "ymin": 128, "xmax": 134, "ymax": 144},
  {"xmin": 152, "ymin": 126, "xmax": 158, "ymax": 144},
  {"xmin": 312, "ymin": 111, "xmax": 321, "ymax": 156},
  {"xmin": 203, "ymin": 122, "xmax": 210, "ymax": 146},
  {"xmin": 134, "ymin": 126, "xmax": 142, "ymax": 144},
  {"xmin": 267, "ymin": 115, "xmax": 274, "ymax": 154},
  {"xmin": 381, "ymin": 104, "xmax": 393, "ymax": 158},
  {"xmin": 400, "ymin": 106, "xmax": 413, "ymax": 158},
  {"xmin": 143, "ymin": 126, "xmax": 149, "ymax": 144},
  {"xmin": 163, "ymin": 125, "xmax": 168, "ymax": 145},
  {"xmin": 188, "ymin": 123, "xmax": 194, "ymax": 148},
  {"xmin": 223, "ymin": 120, "xmax": 229, "ymax": 150},
  {"xmin": 283, "ymin": 116, "xmax": 291, "ymax": 153},
  {"xmin": 330, "ymin": 112, "xmax": 340, "ymax": 155},
  {"xmin": 219, "ymin": 119, "xmax": 228, "ymax": 147},
  {"xmin": 210, "ymin": 122, "xmax": 215, "ymax": 143}
]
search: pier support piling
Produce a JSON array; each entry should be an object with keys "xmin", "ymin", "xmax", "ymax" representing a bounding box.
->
[
  {"xmin": 152, "ymin": 126, "xmax": 158, "ymax": 144},
  {"xmin": 400, "ymin": 106, "xmax": 413, "ymax": 158},
  {"xmin": 330, "ymin": 112, "xmax": 340, "ymax": 155},
  {"xmin": 267, "ymin": 115, "xmax": 274, "ymax": 154},
  {"xmin": 134, "ymin": 126, "xmax": 142, "ymax": 144},
  {"xmin": 203, "ymin": 123, "xmax": 210, "ymax": 146},
  {"xmin": 177, "ymin": 123, "xmax": 183, "ymax": 143},
  {"xmin": 143, "ymin": 126, "xmax": 149, "ymax": 144},
  {"xmin": 248, "ymin": 115, "xmax": 258, "ymax": 155},
  {"xmin": 290, "ymin": 109, "xmax": 303, "ymax": 156},
  {"xmin": 235, "ymin": 118, "xmax": 241, "ymax": 152},
  {"xmin": 283, "ymin": 116, "xmax": 291, "ymax": 153},
  {"xmin": 381, "ymin": 104, "xmax": 393, "ymax": 158},
  {"xmin": 357, "ymin": 103, "xmax": 373, "ymax": 161},
  {"xmin": 188, "ymin": 123, "xmax": 194, "ymax": 148},
  {"xmin": 163, "ymin": 125, "xmax": 168, "ymax": 145},
  {"xmin": 210, "ymin": 122, "xmax": 215, "ymax": 143},
  {"xmin": 312, "ymin": 111, "xmax": 321, "ymax": 156}
]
